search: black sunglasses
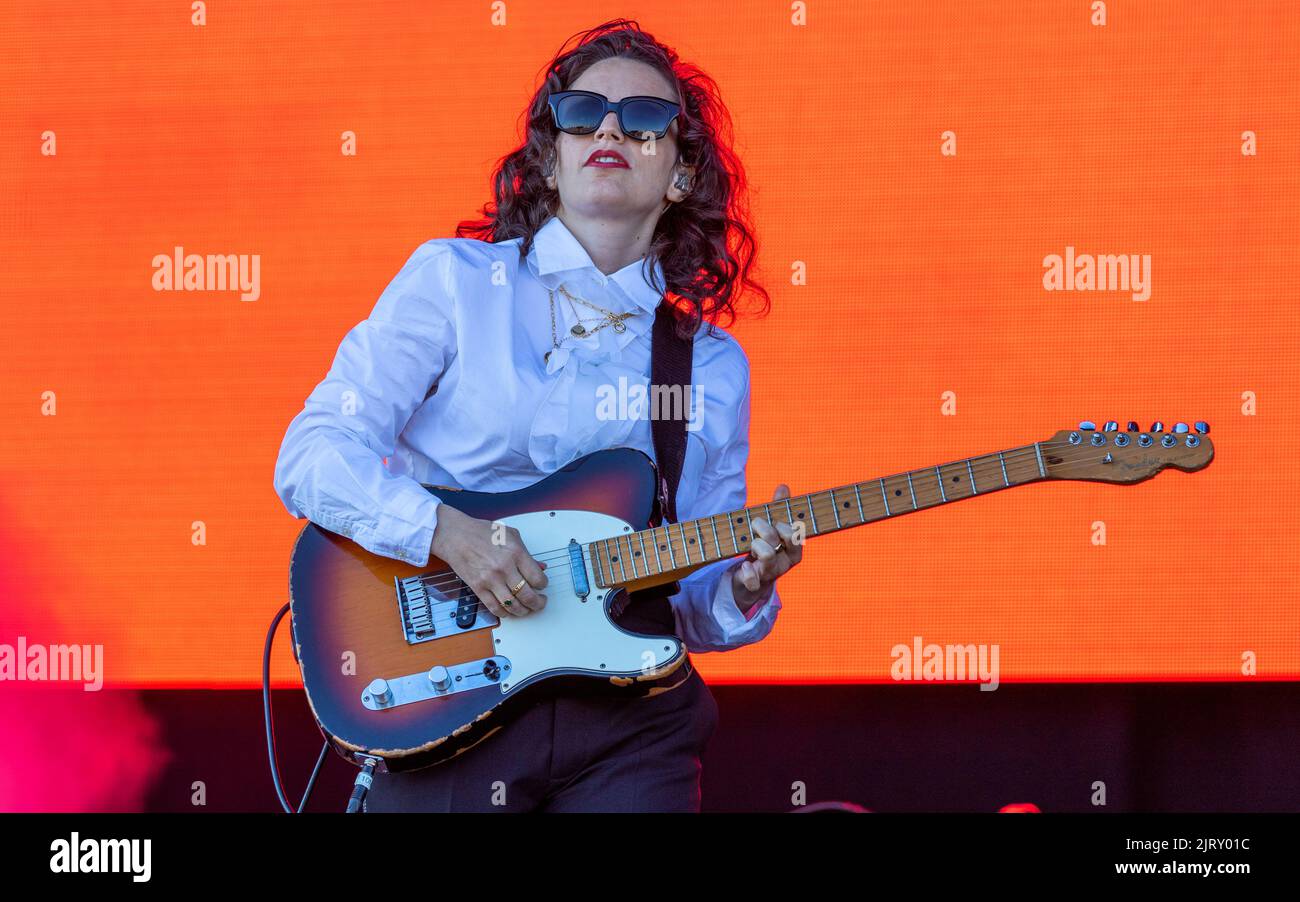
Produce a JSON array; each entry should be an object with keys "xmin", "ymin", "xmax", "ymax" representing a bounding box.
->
[{"xmin": 547, "ymin": 90, "xmax": 681, "ymax": 141}]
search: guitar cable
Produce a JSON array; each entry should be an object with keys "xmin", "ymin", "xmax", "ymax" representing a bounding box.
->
[{"xmin": 263, "ymin": 602, "xmax": 331, "ymax": 813}]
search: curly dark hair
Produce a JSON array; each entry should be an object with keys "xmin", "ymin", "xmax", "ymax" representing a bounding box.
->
[{"xmin": 455, "ymin": 18, "xmax": 769, "ymax": 336}]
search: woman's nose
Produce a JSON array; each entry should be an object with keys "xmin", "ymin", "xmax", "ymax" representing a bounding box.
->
[{"xmin": 593, "ymin": 111, "xmax": 624, "ymax": 141}]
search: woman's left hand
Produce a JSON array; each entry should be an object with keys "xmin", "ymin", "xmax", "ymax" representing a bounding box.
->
[{"xmin": 731, "ymin": 484, "xmax": 803, "ymax": 612}]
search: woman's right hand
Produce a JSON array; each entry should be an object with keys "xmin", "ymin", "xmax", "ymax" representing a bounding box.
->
[{"xmin": 429, "ymin": 504, "xmax": 548, "ymax": 618}]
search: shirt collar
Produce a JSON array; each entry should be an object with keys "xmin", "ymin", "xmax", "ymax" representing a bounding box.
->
[{"xmin": 526, "ymin": 214, "xmax": 665, "ymax": 315}]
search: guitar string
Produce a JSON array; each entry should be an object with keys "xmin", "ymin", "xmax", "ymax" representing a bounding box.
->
[
  {"xmin": 396, "ymin": 436, "xmax": 1194, "ymax": 599},
  {"xmin": 418, "ymin": 437, "xmax": 1078, "ymax": 573},
  {"xmin": 406, "ymin": 435, "xmax": 1193, "ymax": 593},
  {"xmin": 405, "ymin": 427, "xmax": 1181, "ymax": 625}
]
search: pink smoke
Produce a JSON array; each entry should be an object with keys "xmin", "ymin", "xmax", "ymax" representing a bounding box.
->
[{"xmin": 0, "ymin": 505, "xmax": 170, "ymax": 811}]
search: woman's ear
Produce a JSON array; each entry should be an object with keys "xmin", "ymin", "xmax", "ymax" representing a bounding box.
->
[{"xmin": 666, "ymin": 162, "xmax": 695, "ymax": 203}]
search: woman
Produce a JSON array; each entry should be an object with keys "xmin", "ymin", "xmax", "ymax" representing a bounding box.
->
[{"xmin": 273, "ymin": 18, "xmax": 803, "ymax": 812}]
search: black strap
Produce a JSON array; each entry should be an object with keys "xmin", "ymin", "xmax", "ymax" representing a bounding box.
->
[
  {"xmin": 649, "ymin": 302, "xmax": 694, "ymax": 525},
  {"xmin": 612, "ymin": 301, "xmax": 694, "ymax": 631},
  {"xmin": 608, "ymin": 303, "xmax": 694, "ymax": 632}
]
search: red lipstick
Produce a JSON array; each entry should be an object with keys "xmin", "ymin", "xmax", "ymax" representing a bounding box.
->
[{"xmin": 584, "ymin": 148, "xmax": 629, "ymax": 168}]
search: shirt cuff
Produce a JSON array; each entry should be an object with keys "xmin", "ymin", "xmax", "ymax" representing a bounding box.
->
[{"xmin": 374, "ymin": 487, "xmax": 441, "ymax": 566}]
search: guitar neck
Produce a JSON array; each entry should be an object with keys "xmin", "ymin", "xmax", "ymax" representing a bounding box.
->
[{"xmin": 590, "ymin": 440, "xmax": 1052, "ymax": 590}]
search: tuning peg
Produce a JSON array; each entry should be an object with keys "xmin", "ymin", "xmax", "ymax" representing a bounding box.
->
[
  {"xmin": 1150, "ymin": 421, "xmax": 1164, "ymax": 433},
  {"xmin": 1194, "ymin": 421, "xmax": 1210, "ymax": 434},
  {"xmin": 1103, "ymin": 421, "xmax": 1118, "ymax": 432},
  {"xmin": 1127, "ymin": 421, "xmax": 1140, "ymax": 432},
  {"xmin": 1079, "ymin": 420, "xmax": 1096, "ymax": 431},
  {"xmin": 1174, "ymin": 422, "xmax": 1189, "ymax": 434}
]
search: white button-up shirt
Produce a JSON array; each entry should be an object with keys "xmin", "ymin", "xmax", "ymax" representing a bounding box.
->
[{"xmin": 273, "ymin": 214, "xmax": 780, "ymax": 653}]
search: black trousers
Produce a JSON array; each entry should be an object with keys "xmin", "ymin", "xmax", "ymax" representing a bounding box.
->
[{"xmin": 364, "ymin": 593, "xmax": 719, "ymax": 813}]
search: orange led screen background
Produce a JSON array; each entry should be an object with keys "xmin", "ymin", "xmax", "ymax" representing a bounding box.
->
[{"xmin": 2, "ymin": 1, "xmax": 1297, "ymax": 688}]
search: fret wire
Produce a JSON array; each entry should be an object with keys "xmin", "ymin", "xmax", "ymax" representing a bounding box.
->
[
  {"xmin": 1033, "ymin": 442, "xmax": 1046, "ymax": 477},
  {"xmin": 649, "ymin": 527, "xmax": 664, "ymax": 572},
  {"xmin": 852, "ymin": 483, "xmax": 865, "ymax": 523},
  {"xmin": 998, "ymin": 451, "xmax": 1010, "ymax": 487},
  {"xmin": 665, "ymin": 524, "xmax": 678, "ymax": 569},
  {"xmin": 709, "ymin": 516, "xmax": 722, "ymax": 562},
  {"xmin": 805, "ymin": 495, "xmax": 819, "ymax": 533},
  {"xmin": 784, "ymin": 498, "xmax": 795, "ymax": 527},
  {"xmin": 966, "ymin": 459, "xmax": 978, "ymax": 495},
  {"xmin": 935, "ymin": 466, "xmax": 947, "ymax": 502},
  {"xmin": 611, "ymin": 538, "xmax": 627, "ymax": 582},
  {"xmin": 726, "ymin": 513, "xmax": 739, "ymax": 555},
  {"xmin": 828, "ymin": 489, "xmax": 842, "ymax": 528},
  {"xmin": 678, "ymin": 522, "xmax": 692, "ymax": 564},
  {"xmin": 693, "ymin": 520, "xmax": 706, "ymax": 560},
  {"xmin": 879, "ymin": 478, "xmax": 891, "ymax": 517},
  {"xmin": 636, "ymin": 531, "xmax": 652, "ymax": 574},
  {"xmin": 906, "ymin": 471, "xmax": 917, "ymax": 509},
  {"xmin": 591, "ymin": 542, "xmax": 605, "ymax": 587},
  {"xmin": 623, "ymin": 533, "xmax": 639, "ymax": 579}
]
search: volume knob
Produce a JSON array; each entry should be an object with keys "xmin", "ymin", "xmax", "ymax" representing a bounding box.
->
[
  {"xmin": 367, "ymin": 678, "xmax": 392, "ymax": 706},
  {"xmin": 428, "ymin": 665, "xmax": 451, "ymax": 691}
]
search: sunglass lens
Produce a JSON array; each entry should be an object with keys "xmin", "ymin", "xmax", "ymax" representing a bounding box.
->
[
  {"xmin": 555, "ymin": 94, "xmax": 602, "ymax": 133},
  {"xmin": 621, "ymin": 99, "xmax": 672, "ymax": 138}
]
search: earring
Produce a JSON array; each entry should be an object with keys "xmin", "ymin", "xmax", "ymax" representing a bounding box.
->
[{"xmin": 674, "ymin": 171, "xmax": 691, "ymax": 193}]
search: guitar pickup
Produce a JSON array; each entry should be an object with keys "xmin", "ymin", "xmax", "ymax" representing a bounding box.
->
[
  {"xmin": 568, "ymin": 539, "xmax": 590, "ymax": 598},
  {"xmin": 455, "ymin": 587, "xmax": 478, "ymax": 629}
]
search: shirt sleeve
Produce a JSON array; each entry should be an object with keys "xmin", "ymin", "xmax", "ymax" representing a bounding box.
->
[
  {"xmin": 667, "ymin": 338, "xmax": 782, "ymax": 653},
  {"xmin": 272, "ymin": 241, "xmax": 457, "ymax": 567}
]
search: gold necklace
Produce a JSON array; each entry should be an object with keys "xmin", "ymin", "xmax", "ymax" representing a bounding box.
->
[
  {"xmin": 557, "ymin": 284, "xmax": 640, "ymax": 336},
  {"xmin": 546, "ymin": 285, "xmax": 643, "ymax": 364}
]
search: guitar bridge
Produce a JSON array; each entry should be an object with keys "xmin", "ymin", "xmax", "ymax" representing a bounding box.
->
[{"xmin": 395, "ymin": 574, "xmax": 499, "ymax": 645}]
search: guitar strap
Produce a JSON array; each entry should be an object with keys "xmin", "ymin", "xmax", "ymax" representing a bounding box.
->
[
  {"xmin": 649, "ymin": 300, "xmax": 694, "ymax": 526},
  {"xmin": 610, "ymin": 301, "xmax": 695, "ymax": 633}
]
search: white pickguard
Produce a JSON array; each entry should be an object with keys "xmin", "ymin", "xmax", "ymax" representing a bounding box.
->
[{"xmin": 491, "ymin": 509, "xmax": 684, "ymax": 693}]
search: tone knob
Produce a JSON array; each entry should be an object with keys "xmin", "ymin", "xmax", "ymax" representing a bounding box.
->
[
  {"xmin": 428, "ymin": 665, "xmax": 451, "ymax": 691},
  {"xmin": 367, "ymin": 678, "xmax": 392, "ymax": 705}
]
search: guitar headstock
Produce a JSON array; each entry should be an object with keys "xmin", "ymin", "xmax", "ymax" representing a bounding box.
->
[{"xmin": 1041, "ymin": 420, "xmax": 1214, "ymax": 484}]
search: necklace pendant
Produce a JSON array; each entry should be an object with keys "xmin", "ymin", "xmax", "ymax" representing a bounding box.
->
[
  {"xmin": 613, "ymin": 320, "xmax": 627, "ymax": 333},
  {"xmin": 570, "ymin": 324, "xmax": 586, "ymax": 337}
]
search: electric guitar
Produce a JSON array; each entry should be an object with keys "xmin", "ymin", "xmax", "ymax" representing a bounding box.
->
[{"xmin": 287, "ymin": 420, "xmax": 1214, "ymax": 773}]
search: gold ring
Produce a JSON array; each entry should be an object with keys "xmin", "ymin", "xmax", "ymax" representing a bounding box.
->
[{"xmin": 509, "ymin": 578, "xmax": 527, "ymax": 596}]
